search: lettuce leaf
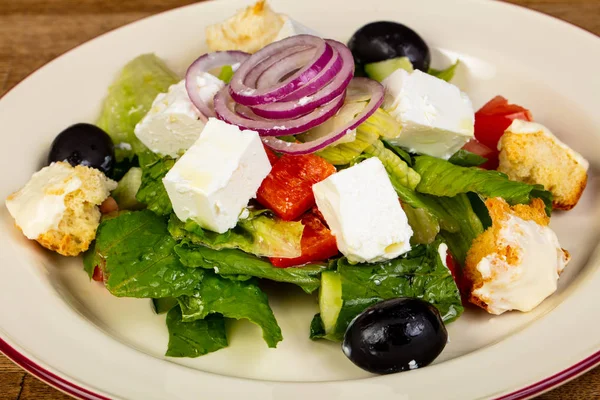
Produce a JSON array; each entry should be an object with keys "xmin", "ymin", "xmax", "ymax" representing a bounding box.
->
[
  {"xmin": 178, "ymin": 272, "xmax": 282, "ymax": 348},
  {"xmin": 136, "ymin": 157, "xmax": 174, "ymax": 216},
  {"xmin": 165, "ymin": 306, "xmax": 228, "ymax": 358},
  {"xmin": 174, "ymin": 243, "xmax": 327, "ymax": 293},
  {"xmin": 312, "ymin": 241, "xmax": 463, "ymax": 342},
  {"xmin": 364, "ymin": 140, "xmax": 421, "ymax": 190},
  {"xmin": 414, "ymin": 155, "xmax": 552, "ymax": 215},
  {"xmin": 428, "ymin": 60, "xmax": 460, "ymax": 82},
  {"xmin": 96, "ymin": 54, "xmax": 180, "ymax": 160},
  {"xmin": 448, "ymin": 149, "xmax": 487, "ymax": 167},
  {"xmin": 88, "ymin": 210, "xmax": 203, "ymax": 298},
  {"xmin": 168, "ymin": 210, "xmax": 303, "ymax": 258}
]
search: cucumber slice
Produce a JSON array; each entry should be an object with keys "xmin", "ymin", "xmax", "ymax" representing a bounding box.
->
[
  {"xmin": 112, "ymin": 167, "xmax": 144, "ymax": 210},
  {"xmin": 364, "ymin": 57, "xmax": 414, "ymax": 82},
  {"xmin": 319, "ymin": 271, "xmax": 343, "ymax": 334},
  {"xmin": 152, "ymin": 297, "xmax": 178, "ymax": 314}
]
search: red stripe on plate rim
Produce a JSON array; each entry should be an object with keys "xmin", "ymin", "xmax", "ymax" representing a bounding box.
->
[{"xmin": 1, "ymin": 333, "xmax": 599, "ymax": 400}]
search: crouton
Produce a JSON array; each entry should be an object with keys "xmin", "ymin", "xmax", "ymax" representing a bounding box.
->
[
  {"xmin": 6, "ymin": 162, "xmax": 117, "ymax": 256},
  {"xmin": 206, "ymin": 0, "xmax": 285, "ymax": 53},
  {"xmin": 498, "ymin": 120, "xmax": 588, "ymax": 210},
  {"xmin": 464, "ymin": 198, "xmax": 569, "ymax": 315}
]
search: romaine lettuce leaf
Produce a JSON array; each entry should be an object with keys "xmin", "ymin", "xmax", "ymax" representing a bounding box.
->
[
  {"xmin": 401, "ymin": 202, "xmax": 440, "ymax": 245},
  {"xmin": 165, "ymin": 306, "xmax": 228, "ymax": 358},
  {"xmin": 312, "ymin": 241, "xmax": 463, "ymax": 342},
  {"xmin": 168, "ymin": 210, "xmax": 303, "ymax": 258},
  {"xmin": 136, "ymin": 157, "xmax": 174, "ymax": 216},
  {"xmin": 414, "ymin": 155, "xmax": 552, "ymax": 215},
  {"xmin": 88, "ymin": 210, "xmax": 203, "ymax": 298},
  {"xmin": 448, "ymin": 149, "xmax": 487, "ymax": 167},
  {"xmin": 97, "ymin": 54, "xmax": 180, "ymax": 160},
  {"xmin": 428, "ymin": 60, "xmax": 460, "ymax": 82},
  {"xmin": 364, "ymin": 140, "xmax": 421, "ymax": 190},
  {"xmin": 174, "ymin": 243, "xmax": 327, "ymax": 293},
  {"xmin": 429, "ymin": 194, "xmax": 484, "ymax": 265},
  {"xmin": 178, "ymin": 272, "xmax": 282, "ymax": 348}
]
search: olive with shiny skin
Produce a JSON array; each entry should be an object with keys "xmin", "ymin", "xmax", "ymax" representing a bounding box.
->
[
  {"xmin": 348, "ymin": 21, "xmax": 431, "ymax": 71},
  {"xmin": 48, "ymin": 123, "xmax": 115, "ymax": 175},
  {"xmin": 342, "ymin": 298, "xmax": 447, "ymax": 374}
]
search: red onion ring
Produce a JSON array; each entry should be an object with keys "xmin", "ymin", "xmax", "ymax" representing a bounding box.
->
[
  {"xmin": 229, "ymin": 35, "xmax": 333, "ymax": 106},
  {"xmin": 244, "ymin": 46, "xmax": 310, "ymax": 88},
  {"xmin": 185, "ymin": 51, "xmax": 250, "ymax": 119},
  {"xmin": 249, "ymin": 40, "xmax": 354, "ymax": 120},
  {"xmin": 261, "ymin": 78, "xmax": 385, "ymax": 155},
  {"xmin": 214, "ymin": 88, "xmax": 346, "ymax": 136}
]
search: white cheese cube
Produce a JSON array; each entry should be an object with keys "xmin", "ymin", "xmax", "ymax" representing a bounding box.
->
[
  {"xmin": 163, "ymin": 118, "xmax": 271, "ymax": 233},
  {"xmin": 312, "ymin": 157, "xmax": 413, "ymax": 263},
  {"xmin": 382, "ymin": 69, "xmax": 474, "ymax": 159},
  {"xmin": 134, "ymin": 80, "xmax": 208, "ymax": 157}
]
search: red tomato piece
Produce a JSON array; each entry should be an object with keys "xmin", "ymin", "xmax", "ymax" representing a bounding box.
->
[
  {"xmin": 99, "ymin": 196, "xmax": 119, "ymax": 214},
  {"xmin": 270, "ymin": 211, "xmax": 338, "ymax": 268},
  {"xmin": 445, "ymin": 251, "xmax": 470, "ymax": 302},
  {"xmin": 92, "ymin": 266, "xmax": 104, "ymax": 282},
  {"xmin": 461, "ymin": 139, "xmax": 499, "ymax": 170},
  {"xmin": 474, "ymin": 95, "xmax": 533, "ymax": 150},
  {"xmin": 257, "ymin": 154, "xmax": 336, "ymax": 221},
  {"xmin": 263, "ymin": 145, "xmax": 280, "ymax": 166}
]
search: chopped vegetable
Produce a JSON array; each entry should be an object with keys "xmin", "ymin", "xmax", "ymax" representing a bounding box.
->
[
  {"xmin": 111, "ymin": 167, "xmax": 144, "ymax": 210},
  {"xmin": 165, "ymin": 306, "xmax": 228, "ymax": 358},
  {"xmin": 270, "ymin": 210, "xmax": 338, "ymax": 267},
  {"xmin": 257, "ymin": 154, "xmax": 336, "ymax": 220},
  {"xmin": 474, "ymin": 95, "xmax": 533, "ymax": 150},
  {"xmin": 428, "ymin": 60, "xmax": 460, "ymax": 82},
  {"xmin": 364, "ymin": 57, "xmax": 413, "ymax": 82}
]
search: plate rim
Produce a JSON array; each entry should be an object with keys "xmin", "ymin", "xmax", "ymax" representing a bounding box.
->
[{"xmin": 0, "ymin": 0, "xmax": 599, "ymax": 399}]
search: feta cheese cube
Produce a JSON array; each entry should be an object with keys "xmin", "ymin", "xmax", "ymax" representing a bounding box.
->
[
  {"xmin": 312, "ymin": 157, "xmax": 413, "ymax": 263},
  {"xmin": 134, "ymin": 80, "xmax": 207, "ymax": 157},
  {"xmin": 382, "ymin": 69, "xmax": 474, "ymax": 159},
  {"xmin": 163, "ymin": 118, "xmax": 271, "ymax": 233}
]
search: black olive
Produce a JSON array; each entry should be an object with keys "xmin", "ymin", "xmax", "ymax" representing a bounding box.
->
[
  {"xmin": 342, "ymin": 298, "xmax": 447, "ymax": 374},
  {"xmin": 48, "ymin": 123, "xmax": 115, "ymax": 175},
  {"xmin": 348, "ymin": 21, "xmax": 431, "ymax": 72}
]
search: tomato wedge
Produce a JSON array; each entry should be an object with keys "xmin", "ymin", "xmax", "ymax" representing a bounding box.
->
[
  {"xmin": 263, "ymin": 144, "xmax": 280, "ymax": 166},
  {"xmin": 257, "ymin": 154, "xmax": 336, "ymax": 221},
  {"xmin": 461, "ymin": 139, "xmax": 498, "ymax": 170},
  {"xmin": 270, "ymin": 210, "xmax": 338, "ymax": 267},
  {"xmin": 92, "ymin": 266, "xmax": 104, "ymax": 282},
  {"xmin": 474, "ymin": 95, "xmax": 533, "ymax": 150}
]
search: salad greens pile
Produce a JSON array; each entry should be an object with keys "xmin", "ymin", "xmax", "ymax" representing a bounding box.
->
[{"xmin": 87, "ymin": 53, "xmax": 552, "ymax": 358}]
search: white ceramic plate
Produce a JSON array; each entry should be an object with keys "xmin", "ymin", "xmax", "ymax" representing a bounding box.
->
[{"xmin": 1, "ymin": 0, "xmax": 599, "ymax": 398}]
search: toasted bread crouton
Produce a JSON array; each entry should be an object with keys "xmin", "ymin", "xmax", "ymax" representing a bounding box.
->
[
  {"xmin": 206, "ymin": 0, "xmax": 285, "ymax": 53},
  {"xmin": 464, "ymin": 198, "xmax": 569, "ymax": 315},
  {"xmin": 6, "ymin": 162, "xmax": 117, "ymax": 256},
  {"xmin": 498, "ymin": 120, "xmax": 588, "ymax": 210}
]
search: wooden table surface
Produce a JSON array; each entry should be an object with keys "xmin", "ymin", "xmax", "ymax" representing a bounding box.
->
[{"xmin": 1, "ymin": 0, "xmax": 599, "ymax": 398}]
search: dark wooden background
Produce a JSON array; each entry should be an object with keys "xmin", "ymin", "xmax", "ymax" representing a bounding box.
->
[{"xmin": 0, "ymin": 0, "xmax": 599, "ymax": 398}]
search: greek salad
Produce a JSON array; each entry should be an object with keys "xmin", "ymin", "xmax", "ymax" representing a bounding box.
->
[{"xmin": 5, "ymin": 0, "xmax": 589, "ymax": 374}]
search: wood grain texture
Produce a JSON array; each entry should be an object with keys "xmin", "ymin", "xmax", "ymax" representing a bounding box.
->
[{"xmin": 0, "ymin": 0, "xmax": 598, "ymax": 398}]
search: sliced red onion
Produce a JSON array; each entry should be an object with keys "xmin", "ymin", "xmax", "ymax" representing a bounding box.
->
[
  {"xmin": 229, "ymin": 35, "xmax": 333, "ymax": 106},
  {"xmin": 255, "ymin": 49, "xmax": 318, "ymax": 89},
  {"xmin": 261, "ymin": 78, "xmax": 385, "ymax": 155},
  {"xmin": 214, "ymin": 87, "xmax": 346, "ymax": 136},
  {"xmin": 186, "ymin": 51, "xmax": 250, "ymax": 118},
  {"xmin": 244, "ymin": 45, "xmax": 310, "ymax": 88},
  {"xmin": 249, "ymin": 40, "xmax": 354, "ymax": 120}
]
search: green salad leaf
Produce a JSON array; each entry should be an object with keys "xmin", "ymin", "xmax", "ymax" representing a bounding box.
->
[
  {"xmin": 174, "ymin": 243, "xmax": 327, "ymax": 293},
  {"xmin": 96, "ymin": 54, "xmax": 180, "ymax": 160},
  {"xmin": 88, "ymin": 210, "xmax": 203, "ymax": 298},
  {"xmin": 364, "ymin": 140, "xmax": 421, "ymax": 190},
  {"xmin": 168, "ymin": 210, "xmax": 303, "ymax": 258},
  {"xmin": 313, "ymin": 241, "xmax": 463, "ymax": 342},
  {"xmin": 401, "ymin": 202, "xmax": 440, "ymax": 245},
  {"xmin": 217, "ymin": 65, "xmax": 234, "ymax": 83},
  {"xmin": 136, "ymin": 157, "xmax": 175, "ymax": 216},
  {"xmin": 178, "ymin": 272, "xmax": 282, "ymax": 348},
  {"xmin": 448, "ymin": 149, "xmax": 487, "ymax": 167},
  {"xmin": 429, "ymin": 194, "xmax": 484, "ymax": 265},
  {"xmin": 428, "ymin": 60, "xmax": 460, "ymax": 82},
  {"xmin": 382, "ymin": 139, "xmax": 413, "ymax": 166},
  {"xmin": 414, "ymin": 155, "xmax": 552, "ymax": 215},
  {"xmin": 165, "ymin": 306, "xmax": 228, "ymax": 358}
]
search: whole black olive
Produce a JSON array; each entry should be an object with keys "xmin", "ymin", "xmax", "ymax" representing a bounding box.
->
[
  {"xmin": 342, "ymin": 298, "xmax": 447, "ymax": 374},
  {"xmin": 348, "ymin": 21, "xmax": 431, "ymax": 72},
  {"xmin": 48, "ymin": 123, "xmax": 115, "ymax": 175}
]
